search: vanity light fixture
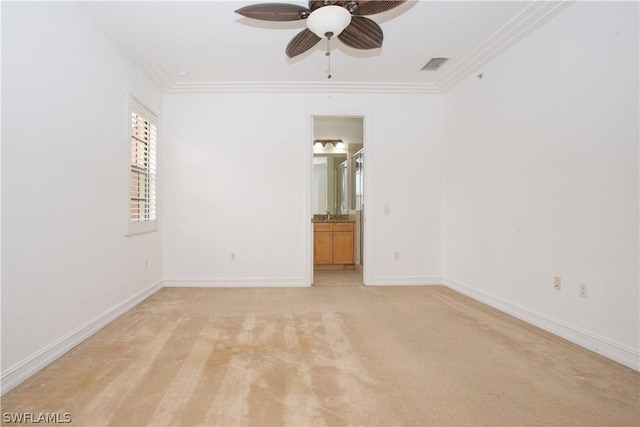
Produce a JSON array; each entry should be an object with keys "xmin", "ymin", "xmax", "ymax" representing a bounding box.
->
[
  {"xmin": 313, "ymin": 139, "xmax": 347, "ymax": 153},
  {"xmin": 313, "ymin": 139, "xmax": 343, "ymax": 147}
]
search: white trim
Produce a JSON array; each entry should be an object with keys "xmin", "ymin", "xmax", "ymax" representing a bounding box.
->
[
  {"xmin": 368, "ymin": 276, "xmax": 443, "ymax": 287},
  {"xmin": 307, "ymin": 112, "xmax": 372, "ymax": 286},
  {"xmin": 0, "ymin": 280, "xmax": 164, "ymax": 396},
  {"xmin": 361, "ymin": 115, "xmax": 373, "ymax": 286},
  {"xmin": 168, "ymin": 81, "xmax": 440, "ymax": 94},
  {"xmin": 436, "ymin": 1, "xmax": 573, "ymax": 92},
  {"xmin": 163, "ymin": 278, "xmax": 309, "ymax": 288},
  {"xmin": 305, "ymin": 114, "xmax": 314, "ymax": 286},
  {"xmin": 76, "ymin": 3, "xmax": 174, "ymax": 91},
  {"xmin": 443, "ymin": 277, "xmax": 640, "ymax": 372}
]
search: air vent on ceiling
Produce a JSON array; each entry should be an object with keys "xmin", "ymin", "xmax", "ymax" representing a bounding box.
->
[{"xmin": 421, "ymin": 57, "xmax": 449, "ymax": 71}]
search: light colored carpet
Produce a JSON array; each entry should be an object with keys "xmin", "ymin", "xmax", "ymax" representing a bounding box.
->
[{"xmin": 2, "ymin": 286, "xmax": 638, "ymax": 426}]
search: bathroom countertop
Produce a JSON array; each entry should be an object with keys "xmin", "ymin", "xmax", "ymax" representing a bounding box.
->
[{"xmin": 312, "ymin": 215, "xmax": 354, "ymax": 223}]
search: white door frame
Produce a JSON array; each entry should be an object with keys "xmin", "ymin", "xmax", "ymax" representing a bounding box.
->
[{"xmin": 305, "ymin": 111, "xmax": 373, "ymax": 286}]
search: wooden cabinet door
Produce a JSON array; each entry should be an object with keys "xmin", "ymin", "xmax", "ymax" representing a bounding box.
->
[
  {"xmin": 314, "ymin": 231, "xmax": 333, "ymax": 264},
  {"xmin": 333, "ymin": 231, "xmax": 354, "ymax": 264}
]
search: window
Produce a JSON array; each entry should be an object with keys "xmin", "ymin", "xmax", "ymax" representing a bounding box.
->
[{"xmin": 126, "ymin": 96, "xmax": 157, "ymax": 235}]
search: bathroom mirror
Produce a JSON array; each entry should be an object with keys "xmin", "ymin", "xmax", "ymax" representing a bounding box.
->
[{"xmin": 312, "ymin": 153, "xmax": 347, "ymax": 215}]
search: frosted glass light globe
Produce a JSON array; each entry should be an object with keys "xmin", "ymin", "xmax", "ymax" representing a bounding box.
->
[{"xmin": 306, "ymin": 5, "xmax": 352, "ymax": 39}]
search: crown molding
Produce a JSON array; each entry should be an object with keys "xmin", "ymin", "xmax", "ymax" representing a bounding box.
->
[
  {"xmin": 436, "ymin": 0, "xmax": 573, "ymax": 92},
  {"xmin": 166, "ymin": 81, "xmax": 441, "ymax": 94},
  {"xmin": 75, "ymin": 3, "xmax": 175, "ymax": 92},
  {"xmin": 78, "ymin": 0, "xmax": 573, "ymax": 96}
]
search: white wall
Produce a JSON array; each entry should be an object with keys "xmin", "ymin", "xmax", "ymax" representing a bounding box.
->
[
  {"xmin": 162, "ymin": 93, "xmax": 444, "ymax": 286},
  {"xmin": 443, "ymin": 2, "xmax": 639, "ymax": 369},
  {"xmin": 314, "ymin": 116, "xmax": 364, "ymax": 145},
  {"xmin": 1, "ymin": 3, "xmax": 164, "ymax": 393}
]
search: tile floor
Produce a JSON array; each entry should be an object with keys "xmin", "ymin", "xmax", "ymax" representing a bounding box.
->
[{"xmin": 313, "ymin": 268, "xmax": 363, "ymax": 286}]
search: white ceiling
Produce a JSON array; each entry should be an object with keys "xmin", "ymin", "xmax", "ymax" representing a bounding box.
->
[{"xmin": 78, "ymin": 0, "xmax": 571, "ymax": 94}]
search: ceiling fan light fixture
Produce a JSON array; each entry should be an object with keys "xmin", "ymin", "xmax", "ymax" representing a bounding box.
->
[{"xmin": 306, "ymin": 5, "xmax": 352, "ymax": 39}]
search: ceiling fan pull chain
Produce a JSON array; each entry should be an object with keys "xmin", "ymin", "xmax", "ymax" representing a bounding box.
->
[{"xmin": 326, "ymin": 38, "xmax": 332, "ymax": 79}]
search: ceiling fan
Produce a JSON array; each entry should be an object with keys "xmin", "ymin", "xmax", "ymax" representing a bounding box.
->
[{"xmin": 235, "ymin": 1, "xmax": 407, "ymax": 59}]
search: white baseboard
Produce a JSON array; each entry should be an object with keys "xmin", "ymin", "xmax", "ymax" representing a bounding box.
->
[
  {"xmin": 163, "ymin": 277, "xmax": 309, "ymax": 288},
  {"xmin": 367, "ymin": 276, "xmax": 443, "ymax": 286},
  {"xmin": 443, "ymin": 277, "xmax": 640, "ymax": 372},
  {"xmin": 0, "ymin": 280, "xmax": 164, "ymax": 396}
]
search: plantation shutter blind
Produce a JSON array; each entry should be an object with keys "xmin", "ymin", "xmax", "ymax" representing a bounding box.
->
[{"xmin": 129, "ymin": 108, "xmax": 157, "ymax": 224}]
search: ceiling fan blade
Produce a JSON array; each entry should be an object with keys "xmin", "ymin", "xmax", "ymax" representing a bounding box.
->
[
  {"xmin": 286, "ymin": 28, "xmax": 322, "ymax": 58},
  {"xmin": 352, "ymin": 0, "xmax": 406, "ymax": 16},
  {"xmin": 308, "ymin": 1, "xmax": 325, "ymax": 12},
  {"xmin": 235, "ymin": 3, "xmax": 310, "ymax": 21},
  {"xmin": 337, "ymin": 16, "xmax": 383, "ymax": 50}
]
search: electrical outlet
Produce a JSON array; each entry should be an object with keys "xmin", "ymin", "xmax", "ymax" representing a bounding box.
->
[
  {"xmin": 394, "ymin": 251, "xmax": 399, "ymax": 260},
  {"xmin": 553, "ymin": 276, "xmax": 561, "ymax": 290},
  {"xmin": 579, "ymin": 282, "xmax": 588, "ymax": 298},
  {"xmin": 230, "ymin": 253, "xmax": 236, "ymax": 262}
]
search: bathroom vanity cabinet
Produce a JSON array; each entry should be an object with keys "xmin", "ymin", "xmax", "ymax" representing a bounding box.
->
[{"xmin": 313, "ymin": 222, "xmax": 355, "ymax": 267}]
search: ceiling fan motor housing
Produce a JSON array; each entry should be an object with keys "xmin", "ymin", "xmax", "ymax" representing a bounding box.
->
[{"xmin": 306, "ymin": 5, "xmax": 352, "ymax": 39}]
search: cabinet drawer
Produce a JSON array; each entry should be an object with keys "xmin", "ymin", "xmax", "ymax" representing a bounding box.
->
[
  {"xmin": 333, "ymin": 222, "xmax": 354, "ymax": 232},
  {"xmin": 314, "ymin": 222, "xmax": 333, "ymax": 232}
]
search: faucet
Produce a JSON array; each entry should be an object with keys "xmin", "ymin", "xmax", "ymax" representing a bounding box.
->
[{"xmin": 325, "ymin": 209, "xmax": 331, "ymax": 220}]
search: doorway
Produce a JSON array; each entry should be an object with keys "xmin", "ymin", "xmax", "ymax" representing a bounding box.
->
[{"xmin": 311, "ymin": 116, "xmax": 365, "ymax": 286}]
